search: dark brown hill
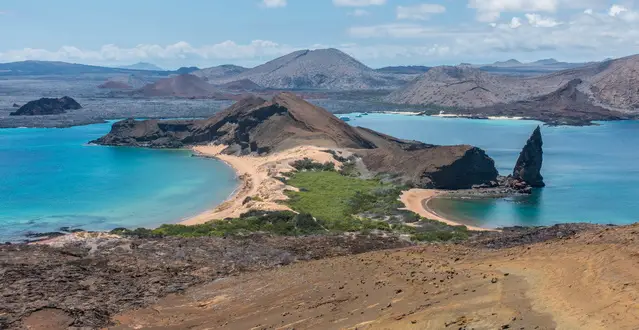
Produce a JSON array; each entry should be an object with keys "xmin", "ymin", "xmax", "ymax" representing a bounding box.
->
[
  {"xmin": 10, "ymin": 97, "xmax": 82, "ymax": 116},
  {"xmin": 134, "ymin": 74, "xmax": 236, "ymax": 99},
  {"xmin": 93, "ymin": 92, "xmax": 499, "ymax": 189},
  {"xmin": 98, "ymin": 81, "xmax": 132, "ymax": 89}
]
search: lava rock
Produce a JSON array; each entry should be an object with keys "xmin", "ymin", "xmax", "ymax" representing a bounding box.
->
[
  {"xmin": 513, "ymin": 126, "xmax": 545, "ymax": 187},
  {"xmin": 10, "ymin": 96, "xmax": 82, "ymax": 116}
]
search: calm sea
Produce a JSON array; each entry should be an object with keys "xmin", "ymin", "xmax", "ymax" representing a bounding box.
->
[
  {"xmin": 350, "ymin": 113, "xmax": 639, "ymax": 228},
  {"xmin": 0, "ymin": 122, "xmax": 237, "ymax": 241}
]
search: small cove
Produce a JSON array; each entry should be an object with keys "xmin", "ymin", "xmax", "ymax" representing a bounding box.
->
[{"xmin": 0, "ymin": 121, "xmax": 238, "ymax": 241}]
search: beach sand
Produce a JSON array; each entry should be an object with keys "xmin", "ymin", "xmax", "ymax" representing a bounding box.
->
[
  {"xmin": 181, "ymin": 145, "xmax": 342, "ymax": 225},
  {"xmin": 399, "ymin": 189, "xmax": 494, "ymax": 231},
  {"xmin": 183, "ymin": 145, "xmax": 493, "ymax": 231}
]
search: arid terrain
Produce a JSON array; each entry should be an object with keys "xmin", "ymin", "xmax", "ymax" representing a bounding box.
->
[
  {"xmin": 7, "ymin": 223, "xmax": 639, "ymax": 329},
  {"xmin": 110, "ymin": 223, "xmax": 639, "ymax": 330}
]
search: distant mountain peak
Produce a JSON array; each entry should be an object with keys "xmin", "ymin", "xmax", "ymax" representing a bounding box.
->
[
  {"xmin": 532, "ymin": 58, "xmax": 559, "ymax": 65},
  {"xmin": 493, "ymin": 59, "xmax": 523, "ymax": 66},
  {"xmin": 118, "ymin": 62, "xmax": 164, "ymax": 71}
]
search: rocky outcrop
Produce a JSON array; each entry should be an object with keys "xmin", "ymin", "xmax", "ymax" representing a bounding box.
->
[
  {"xmin": 512, "ymin": 126, "xmax": 545, "ymax": 187},
  {"xmin": 93, "ymin": 93, "xmax": 376, "ymax": 153},
  {"xmin": 12, "ymin": 103, "xmax": 20, "ymax": 108},
  {"xmin": 93, "ymin": 92, "xmax": 500, "ymax": 190},
  {"xmin": 10, "ymin": 97, "xmax": 82, "ymax": 116}
]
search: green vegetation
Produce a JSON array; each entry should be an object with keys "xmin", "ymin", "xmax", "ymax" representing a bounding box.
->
[
  {"xmin": 290, "ymin": 158, "xmax": 336, "ymax": 172},
  {"xmin": 113, "ymin": 156, "xmax": 472, "ymax": 243},
  {"xmin": 112, "ymin": 211, "xmax": 325, "ymax": 238},
  {"xmin": 284, "ymin": 171, "xmax": 382, "ymax": 221}
]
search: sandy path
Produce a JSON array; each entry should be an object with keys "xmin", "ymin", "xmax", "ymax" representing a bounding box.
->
[
  {"xmin": 113, "ymin": 224, "xmax": 639, "ymax": 330},
  {"xmin": 181, "ymin": 145, "xmax": 341, "ymax": 225},
  {"xmin": 400, "ymin": 189, "xmax": 493, "ymax": 232}
]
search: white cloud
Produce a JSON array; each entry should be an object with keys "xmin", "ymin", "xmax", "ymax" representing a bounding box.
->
[
  {"xmin": 333, "ymin": 0, "xmax": 386, "ymax": 7},
  {"xmin": 467, "ymin": 0, "xmax": 610, "ymax": 22},
  {"xmin": 0, "ymin": 40, "xmax": 297, "ymax": 65},
  {"xmin": 525, "ymin": 13, "xmax": 561, "ymax": 27},
  {"xmin": 397, "ymin": 4, "xmax": 446, "ymax": 20},
  {"xmin": 468, "ymin": 0, "xmax": 558, "ymax": 22},
  {"xmin": 509, "ymin": 17, "xmax": 522, "ymax": 28},
  {"xmin": 348, "ymin": 10, "xmax": 639, "ymax": 62},
  {"xmin": 262, "ymin": 0, "xmax": 287, "ymax": 8},
  {"xmin": 609, "ymin": 4, "xmax": 628, "ymax": 16},
  {"xmin": 584, "ymin": 8, "xmax": 594, "ymax": 15},
  {"xmin": 350, "ymin": 9, "xmax": 370, "ymax": 16}
]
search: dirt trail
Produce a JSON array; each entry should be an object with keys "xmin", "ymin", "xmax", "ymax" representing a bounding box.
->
[{"xmin": 112, "ymin": 224, "xmax": 639, "ymax": 330}]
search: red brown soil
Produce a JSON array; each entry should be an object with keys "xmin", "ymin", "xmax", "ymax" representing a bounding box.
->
[{"xmin": 110, "ymin": 224, "xmax": 639, "ymax": 330}]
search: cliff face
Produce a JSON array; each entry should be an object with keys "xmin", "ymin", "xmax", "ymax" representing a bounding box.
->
[
  {"xmin": 10, "ymin": 97, "xmax": 82, "ymax": 116},
  {"xmin": 93, "ymin": 92, "xmax": 500, "ymax": 189},
  {"xmin": 512, "ymin": 126, "xmax": 545, "ymax": 187}
]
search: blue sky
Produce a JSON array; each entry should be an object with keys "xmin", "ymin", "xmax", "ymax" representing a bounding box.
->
[{"xmin": 0, "ymin": 0, "xmax": 638, "ymax": 68}]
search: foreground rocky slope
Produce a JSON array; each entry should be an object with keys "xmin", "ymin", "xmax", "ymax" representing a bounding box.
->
[
  {"xmin": 93, "ymin": 92, "xmax": 499, "ymax": 189},
  {"xmin": 110, "ymin": 223, "xmax": 639, "ymax": 330},
  {"xmin": 7, "ymin": 223, "xmax": 633, "ymax": 329}
]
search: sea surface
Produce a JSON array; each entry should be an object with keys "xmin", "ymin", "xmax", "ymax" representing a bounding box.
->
[
  {"xmin": 348, "ymin": 113, "xmax": 639, "ymax": 228},
  {"xmin": 0, "ymin": 122, "xmax": 237, "ymax": 241}
]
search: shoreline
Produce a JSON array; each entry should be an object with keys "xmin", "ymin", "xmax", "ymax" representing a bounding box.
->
[
  {"xmin": 185, "ymin": 147, "xmax": 497, "ymax": 231},
  {"xmin": 181, "ymin": 145, "xmax": 341, "ymax": 225},
  {"xmin": 399, "ymin": 189, "xmax": 495, "ymax": 232}
]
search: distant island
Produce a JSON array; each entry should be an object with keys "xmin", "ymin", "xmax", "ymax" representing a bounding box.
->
[
  {"xmin": 10, "ymin": 96, "xmax": 82, "ymax": 116},
  {"xmin": 117, "ymin": 62, "xmax": 164, "ymax": 71}
]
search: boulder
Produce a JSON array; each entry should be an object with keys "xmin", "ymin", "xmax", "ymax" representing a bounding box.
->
[{"xmin": 513, "ymin": 126, "xmax": 545, "ymax": 187}]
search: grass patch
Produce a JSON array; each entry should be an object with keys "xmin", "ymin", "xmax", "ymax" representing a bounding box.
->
[{"xmin": 284, "ymin": 171, "xmax": 383, "ymax": 222}]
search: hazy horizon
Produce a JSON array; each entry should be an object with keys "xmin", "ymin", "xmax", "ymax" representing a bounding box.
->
[{"xmin": 1, "ymin": 0, "xmax": 638, "ymax": 68}]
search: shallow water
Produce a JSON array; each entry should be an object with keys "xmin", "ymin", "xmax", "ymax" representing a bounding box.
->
[
  {"xmin": 349, "ymin": 113, "xmax": 639, "ymax": 228},
  {"xmin": 0, "ymin": 122, "xmax": 237, "ymax": 241}
]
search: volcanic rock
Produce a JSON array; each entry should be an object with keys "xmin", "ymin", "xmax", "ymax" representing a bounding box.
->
[
  {"xmin": 10, "ymin": 96, "xmax": 82, "ymax": 116},
  {"xmin": 512, "ymin": 126, "xmax": 545, "ymax": 187},
  {"xmin": 134, "ymin": 74, "xmax": 236, "ymax": 99},
  {"xmin": 93, "ymin": 92, "xmax": 500, "ymax": 189},
  {"xmin": 207, "ymin": 48, "xmax": 411, "ymax": 90},
  {"xmin": 98, "ymin": 81, "xmax": 133, "ymax": 89}
]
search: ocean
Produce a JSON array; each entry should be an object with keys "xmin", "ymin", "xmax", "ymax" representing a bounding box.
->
[
  {"xmin": 0, "ymin": 122, "xmax": 237, "ymax": 242},
  {"xmin": 3, "ymin": 114, "xmax": 638, "ymax": 240},
  {"xmin": 350, "ymin": 113, "xmax": 639, "ymax": 228}
]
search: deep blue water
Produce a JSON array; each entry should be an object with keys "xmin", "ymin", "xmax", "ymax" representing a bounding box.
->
[
  {"xmin": 0, "ymin": 122, "xmax": 237, "ymax": 241},
  {"xmin": 349, "ymin": 113, "xmax": 639, "ymax": 228}
]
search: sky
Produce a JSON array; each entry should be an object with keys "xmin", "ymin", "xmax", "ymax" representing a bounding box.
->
[{"xmin": 0, "ymin": 0, "xmax": 638, "ymax": 69}]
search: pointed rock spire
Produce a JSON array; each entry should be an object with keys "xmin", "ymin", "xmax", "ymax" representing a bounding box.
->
[{"xmin": 513, "ymin": 126, "xmax": 545, "ymax": 187}]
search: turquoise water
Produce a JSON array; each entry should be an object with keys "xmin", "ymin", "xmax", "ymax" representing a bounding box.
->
[
  {"xmin": 350, "ymin": 114, "xmax": 639, "ymax": 228},
  {"xmin": 0, "ymin": 122, "xmax": 237, "ymax": 241}
]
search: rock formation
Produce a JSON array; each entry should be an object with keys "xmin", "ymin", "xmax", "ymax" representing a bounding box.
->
[
  {"xmin": 12, "ymin": 103, "xmax": 20, "ymax": 108},
  {"xmin": 512, "ymin": 126, "xmax": 545, "ymax": 187},
  {"xmin": 10, "ymin": 96, "xmax": 82, "ymax": 116},
  {"xmin": 93, "ymin": 92, "xmax": 499, "ymax": 189}
]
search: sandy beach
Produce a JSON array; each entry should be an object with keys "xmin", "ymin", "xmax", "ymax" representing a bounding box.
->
[
  {"xmin": 181, "ymin": 145, "xmax": 342, "ymax": 225},
  {"xmin": 399, "ymin": 189, "xmax": 494, "ymax": 231},
  {"xmin": 183, "ymin": 145, "xmax": 494, "ymax": 232}
]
